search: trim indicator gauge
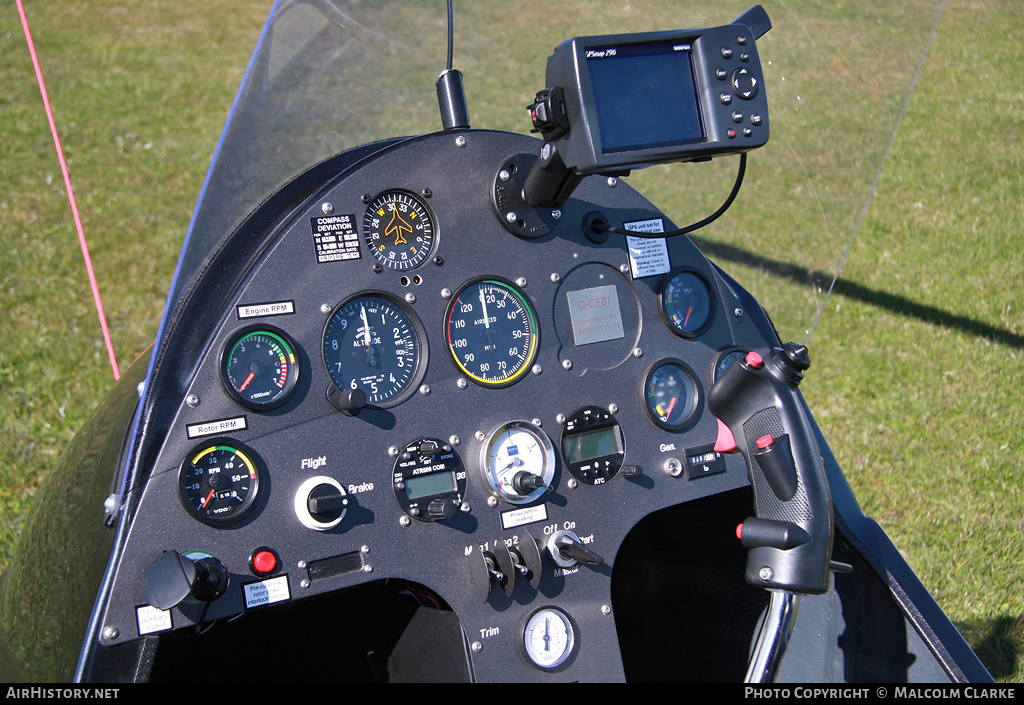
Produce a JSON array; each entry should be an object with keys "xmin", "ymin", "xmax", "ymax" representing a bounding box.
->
[
  {"xmin": 444, "ymin": 278, "xmax": 539, "ymax": 387},
  {"xmin": 363, "ymin": 190, "xmax": 435, "ymax": 271},
  {"xmin": 523, "ymin": 607, "xmax": 577, "ymax": 670}
]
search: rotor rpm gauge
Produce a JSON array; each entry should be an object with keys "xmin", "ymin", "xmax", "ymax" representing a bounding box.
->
[
  {"xmin": 322, "ymin": 293, "xmax": 426, "ymax": 409},
  {"xmin": 220, "ymin": 326, "xmax": 299, "ymax": 410},
  {"xmin": 363, "ymin": 191, "xmax": 435, "ymax": 271},
  {"xmin": 178, "ymin": 441, "xmax": 264, "ymax": 526},
  {"xmin": 445, "ymin": 278, "xmax": 539, "ymax": 387},
  {"xmin": 481, "ymin": 420, "xmax": 556, "ymax": 504}
]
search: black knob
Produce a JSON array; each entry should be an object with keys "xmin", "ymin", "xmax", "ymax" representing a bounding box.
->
[
  {"xmin": 307, "ymin": 483, "xmax": 348, "ymax": 521},
  {"xmin": 327, "ymin": 384, "xmax": 367, "ymax": 416},
  {"xmin": 512, "ymin": 471, "xmax": 545, "ymax": 496},
  {"xmin": 554, "ymin": 534, "xmax": 603, "ymax": 566},
  {"xmin": 426, "ymin": 498, "xmax": 458, "ymax": 521}
]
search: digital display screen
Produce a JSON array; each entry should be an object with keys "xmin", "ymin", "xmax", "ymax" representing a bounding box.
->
[
  {"xmin": 586, "ymin": 40, "xmax": 705, "ymax": 154},
  {"xmin": 404, "ymin": 471, "xmax": 456, "ymax": 501},
  {"xmin": 563, "ymin": 427, "xmax": 622, "ymax": 464}
]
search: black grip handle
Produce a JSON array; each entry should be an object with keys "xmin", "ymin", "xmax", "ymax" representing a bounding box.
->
[{"xmin": 707, "ymin": 343, "xmax": 833, "ymax": 594}]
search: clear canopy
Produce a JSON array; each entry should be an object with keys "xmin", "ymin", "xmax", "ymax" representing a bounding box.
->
[{"xmin": 167, "ymin": 0, "xmax": 946, "ymax": 349}]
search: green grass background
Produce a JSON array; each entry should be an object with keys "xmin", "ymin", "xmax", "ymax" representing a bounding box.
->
[{"xmin": 1, "ymin": 0, "xmax": 1021, "ymax": 682}]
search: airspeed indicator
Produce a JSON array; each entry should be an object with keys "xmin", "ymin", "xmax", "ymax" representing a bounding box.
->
[{"xmin": 444, "ymin": 278, "xmax": 539, "ymax": 388}]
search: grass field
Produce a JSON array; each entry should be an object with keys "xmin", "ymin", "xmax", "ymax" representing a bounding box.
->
[{"xmin": 2, "ymin": 0, "xmax": 1021, "ymax": 682}]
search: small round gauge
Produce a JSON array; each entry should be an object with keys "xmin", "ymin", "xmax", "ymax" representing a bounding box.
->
[
  {"xmin": 481, "ymin": 420, "xmax": 556, "ymax": 504},
  {"xmin": 523, "ymin": 607, "xmax": 577, "ymax": 670},
  {"xmin": 363, "ymin": 191, "xmax": 435, "ymax": 271},
  {"xmin": 660, "ymin": 268, "xmax": 715, "ymax": 337},
  {"xmin": 713, "ymin": 347, "xmax": 747, "ymax": 382},
  {"xmin": 643, "ymin": 359, "xmax": 702, "ymax": 431},
  {"xmin": 220, "ymin": 327, "xmax": 300, "ymax": 410},
  {"xmin": 322, "ymin": 293, "xmax": 427, "ymax": 409},
  {"xmin": 178, "ymin": 441, "xmax": 263, "ymax": 526},
  {"xmin": 445, "ymin": 278, "xmax": 539, "ymax": 387}
]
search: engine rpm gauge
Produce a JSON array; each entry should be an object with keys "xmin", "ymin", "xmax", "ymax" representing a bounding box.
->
[
  {"xmin": 322, "ymin": 293, "xmax": 426, "ymax": 408},
  {"xmin": 363, "ymin": 191, "xmax": 435, "ymax": 271},
  {"xmin": 660, "ymin": 268, "xmax": 715, "ymax": 337},
  {"xmin": 178, "ymin": 441, "xmax": 263, "ymax": 526},
  {"xmin": 220, "ymin": 327, "xmax": 300, "ymax": 410},
  {"xmin": 444, "ymin": 278, "xmax": 539, "ymax": 387}
]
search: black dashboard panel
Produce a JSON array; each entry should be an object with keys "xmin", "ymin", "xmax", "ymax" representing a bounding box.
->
[{"xmin": 101, "ymin": 130, "xmax": 781, "ymax": 681}]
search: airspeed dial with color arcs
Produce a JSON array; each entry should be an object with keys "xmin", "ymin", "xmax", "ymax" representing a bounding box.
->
[
  {"xmin": 445, "ymin": 278, "xmax": 539, "ymax": 387},
  {"xmin": 363, "ymin": 191, "xmax": 435, "ymax": 271}
]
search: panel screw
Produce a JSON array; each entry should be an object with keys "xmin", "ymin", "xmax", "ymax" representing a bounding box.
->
[
  {"xmin": 759, "ymin": 566, "xmax": 774, "ymax": 582},
  {"xmin": 361, "ymin": 194, "xmax": 371, "ymax": 203},
  {"xmin": 321, "ymin": 303, "xmax": 332, "ymax": 314},
  {"xmin": 499, "ymin": 169, "xmax": 510, "ymax": 182},
  {"xmin": 567, "ymin": 479, "xmax": 578, "ymax": 490},
  {"xmin": 361, "ymin": 545, "xmax": 370, "ymax": 554},
  {"xmin": 300, "ymin": 579, "xmax": 310, "ymax": 589},
  {"xmin": 102, "ymin": 627, "xmax": 119, "ymax": 641},
  {"xmin": 321, "ymin": 202, "xmax": 334, "ymax": 214},
  {"xmin": 550, "ymin": 272, "xmax": 560, "ymax": 283},
  {"xmin": 455, "ymin": 136, "xmax": 467, "ymax": 148},
  {"xmin": 475, "ymin": 430, "xmax": 486, "ymax": 441},
  {"xmin": 434, "ymin": 255, "xmax": 444, "ymax": 266},
  {"xmin": 531, "ymin": 364, "xmax": 542, "ymax": 375},
  {"xmin": 400, "ymin": 516, "xmax": 411, "ymax": 527},
  {"xmin": 441, "ymin": 287, "xmax": 452, "ymax": 299},
  {"xmin": 734, "ymin": 308, "xmax": 744, "ymax": 318},
  {"xmin": 471, "ymin": 641, "xmax": 483, "ymax": 653},
  {"xmin": 506, "ymin": 211, "xmax": 518, "ymax": 224},
  {"xmin": 562, "ymin": 359, "xmax": 572, "ymax": 370},
  {"xmin": 419, "ymin": 384, "xmax": 430, "ymax": 396},
  {"xmin": 422, "ymin": 188, "xmax": 432, "ymax": 198},
  {"xmin": 556, "ymin": 413, "xmax": 566, "ymax": 424},
  {"xmin": 487, "ymin": 496, "xmax": 498, "ymax": 508},
  {"xmin": 607, "ymin": 177, "xmax": 618, "ymax": 187},
  {"xmin": 405, "ymin": 293, "xmax": 416, "ymax": 304},
  {"xmin": 449, "ymin": 435, "xmax": 461, "ymax": 446},
  {"xmin": 620, "ymin": 263, "xmax": 630, "ymax": 274},
  {"xmin": 552, "ymin": 209, "xmax": 562, "ymax": 219},
  {"xmin": 633, "ymin": 347, "xmax": 643, "ymax": 358},
  {"xmin": 516, "ymin": 277, "xmax": 527, "ymax": 287},
  {"xmin": 186, "ymin": 395, "xmax": 199, "ymax": 407},
  {"xmin": 388, "ymin": 446, "xmax": 400, "ymax": 458},
  {"xmin": 457, "ymin": 378, "xmax": 468, "ymax": 389},
  {"xmin": 608, "ymin": 403, "xmax": 618, "ymax": 414},
  {"xmin": 601, "ymin": 605, "xmax": 612, "ymax": 616}
]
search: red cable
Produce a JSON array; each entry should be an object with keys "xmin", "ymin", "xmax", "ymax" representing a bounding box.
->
[{"xmin": 16, "ymin": 0, "xmax": 121, "ymax": 380}]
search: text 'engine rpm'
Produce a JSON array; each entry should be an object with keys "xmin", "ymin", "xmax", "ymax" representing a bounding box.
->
[
  {"xmin": 445, "ymin": 279, "xmax": 539, "ymax": 387},
  {"xmin": 323, "ymin": 293, "xmax": 425, "ymax": 408}
]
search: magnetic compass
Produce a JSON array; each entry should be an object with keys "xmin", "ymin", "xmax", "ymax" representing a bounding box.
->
[{"xmin": 363, "ymin": 191, "xmax": 435, "ymax": 271}]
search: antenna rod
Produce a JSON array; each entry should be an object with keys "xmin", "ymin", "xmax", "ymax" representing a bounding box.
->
[{"xmin": 437, "ymin": 0, "xmax": 470, "ymax": 130}]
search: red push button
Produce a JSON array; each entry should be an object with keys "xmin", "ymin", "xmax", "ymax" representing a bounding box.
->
[
  {"xmin": 745, "ymin": 351, "xmax": 763, "ymax": 368},
  {"xmin": 251, "ymin": 549, "xmax": 277, "ymax": 575},
  {"xmin": 756, "ymin": 435, "xmax": 774, "ymax": 450}
]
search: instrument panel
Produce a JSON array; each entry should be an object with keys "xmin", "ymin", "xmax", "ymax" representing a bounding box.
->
[{"xmin": 104, "ymin": 130, "xmax": 779, "ymax": 682}]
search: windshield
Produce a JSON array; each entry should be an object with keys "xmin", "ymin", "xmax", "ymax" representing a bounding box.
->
[{"xmin": 170, "ymin": 0, "xmax": 946, "ymax": 347}]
